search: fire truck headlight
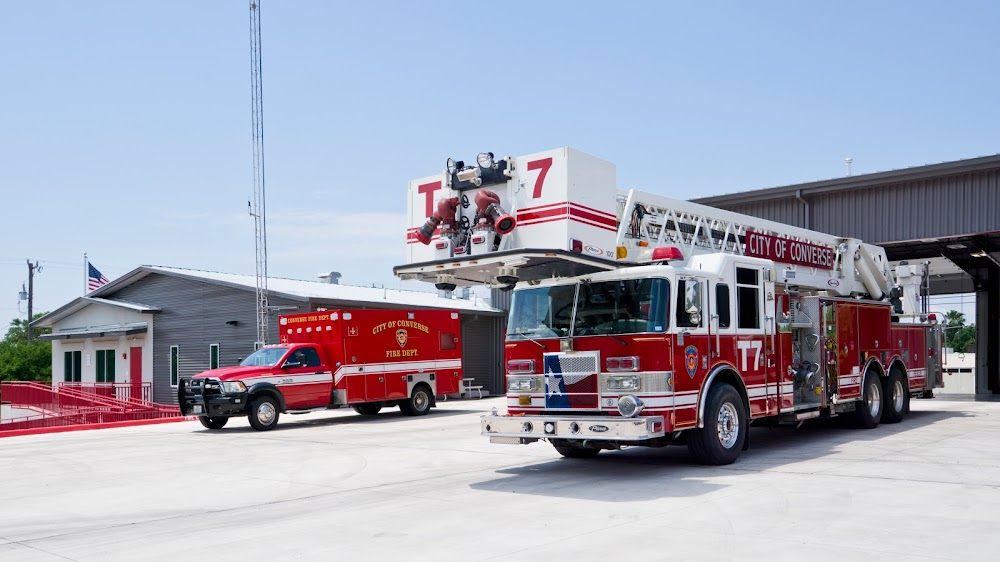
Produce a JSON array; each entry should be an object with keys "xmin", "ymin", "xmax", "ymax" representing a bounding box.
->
[
  {"xmin": 607, "ymin": 375, "xmax": 641, "ymax": 391},
  {"xmin": 617, "ymin": 395, "xmax": 644, "ymax": 418},
  {"xmin": 220, "ymin": 381, "xmax": 247, "ymax": 394},
  {"xmin": 507, "ymin": 377, "xmax": 536, "ymax": 392}
]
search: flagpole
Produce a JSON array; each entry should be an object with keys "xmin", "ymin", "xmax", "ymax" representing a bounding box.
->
[{"xmin": 84, "ymin": 252, "xmax": 88, "ymax": 295}]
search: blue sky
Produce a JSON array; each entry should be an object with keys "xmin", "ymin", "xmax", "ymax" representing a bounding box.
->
[{"xmin": 2, "ymin": 1, "xmax": 996, "ymax": 331}]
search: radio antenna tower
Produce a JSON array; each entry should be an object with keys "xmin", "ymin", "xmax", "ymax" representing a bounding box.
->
[{"xmin": 249, "ymin": 1, "xmax": 269, "ymax": 346}]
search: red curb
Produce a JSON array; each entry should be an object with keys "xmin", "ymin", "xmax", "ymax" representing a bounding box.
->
[{"xmin": 0, "ymin": 416, "xmax": 198, "ymax": 438}]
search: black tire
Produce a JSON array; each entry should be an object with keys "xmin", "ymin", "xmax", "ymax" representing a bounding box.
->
[
  {"xmin": 352, "ymin": 403, "xmax": 382, "ymax": 416},
  {"xmin": 399, "ymin": 385, "xmax": 432, "ymax": 416},
  {"xmin": 198, "ymin": 416, "xmax": 228, "ymax": 430},
  {"xmin": 551, "ymin": 439, "xmax": 601, "ymax": 459},
  {"xmin": 248, "ymin": 395, "xmax": 280, "ymax": 431},
  {"xmin": 882, "ymin": 369, "xmax": 908, "ymax": 424},
  {"xmin": 687, "ymin": 383, "xmax": 747, "ymax": 465},
  {"xmin": 853, "ymin": 370, "xmax": 883, "ymax": 429}
]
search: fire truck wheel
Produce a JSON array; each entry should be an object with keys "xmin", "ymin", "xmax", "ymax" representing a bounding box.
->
[
  {"xmin": 853, "ymin": 371, "xmax": 883, "ymax": 429},
  {"xmin": 400, "ymin": 385, "xmax": 432, "ymax": 416},
  {"xmin": 352, "ymin": 403, "xmax": 382, "ymax": 416},
  {"xmin": 198, "ymin": 416, "xmax": 228, "ymax": 430},
  {"xmin": 248, "ymin": 395, "xmax": 280, "ymax": 431},
  {"xmin": 881, "ymin": 369, "xmax": 908, "ymax": 424},
  {"xmin": 551, "ymin": 440, "xmax": 601, "ymax": 459},
  {"xmin": 687, "ymin": 383, "xmax": 747, "ymax": 465}
]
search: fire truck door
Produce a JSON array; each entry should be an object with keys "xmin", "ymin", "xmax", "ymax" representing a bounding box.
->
[
  {"xmin": 733, "ymin": 265, "xmax": 768, "ymax": 417},
  {"xmin": 366, "ymin": 367, "xmax": 387, "ymax": 402},
  {"xmin": 674, "ymin": 276, "xmax": 710, "ymax": 428}
]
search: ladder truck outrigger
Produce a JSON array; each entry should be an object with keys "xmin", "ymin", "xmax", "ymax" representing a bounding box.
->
[{"xmin": 394, "ymin": 147, "xmax": 943, "ymax": 465}]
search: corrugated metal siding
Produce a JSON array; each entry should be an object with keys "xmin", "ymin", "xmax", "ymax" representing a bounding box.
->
[
  {"xmin": 461, "ymin": 315, "xmax": 506, "ymax": 395},
  {"xmin": 110, "ymin": 274, "xmax": 305, "ymax": 404},
  {"xmin": 715, "ymin": 169, "xmax": 1000, "ymax": 244}
]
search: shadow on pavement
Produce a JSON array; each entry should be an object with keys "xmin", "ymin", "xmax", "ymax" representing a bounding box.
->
[{"xmin": 468, "ymin": 407, "xmax": 969, "ymax": 502}]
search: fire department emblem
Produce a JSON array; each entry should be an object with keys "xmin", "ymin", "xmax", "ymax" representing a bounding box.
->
[
  {"xmin": 396, "ymin": 328, "xmax": 408, "ymax": 347},
  {"xmin": 684, "ymin": 345, "xmax": 699, "ymax": 378}
]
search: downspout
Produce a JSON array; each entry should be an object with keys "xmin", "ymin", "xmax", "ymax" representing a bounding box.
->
[{"xmin": 795, "ymin": 189, "xmax": 810, "ymax": 230}]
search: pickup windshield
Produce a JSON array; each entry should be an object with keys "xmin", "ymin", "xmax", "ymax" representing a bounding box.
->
[
  {"xmin": 507, "ymin": 278, "xmax": 670, "ymax": 339},
  {"xmin": 239, "ymin": 347, "xmax": 288, "ymax": 367}
]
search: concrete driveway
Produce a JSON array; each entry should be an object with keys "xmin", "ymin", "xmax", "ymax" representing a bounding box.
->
[{"xmin": 1, "ymin": 397, "xmax": 998, "ymax": 561}]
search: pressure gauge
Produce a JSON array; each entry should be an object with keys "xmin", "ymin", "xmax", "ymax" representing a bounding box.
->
[{"xmin": 477, "ymin": 152, "xmax": 494, "ymax": 168}]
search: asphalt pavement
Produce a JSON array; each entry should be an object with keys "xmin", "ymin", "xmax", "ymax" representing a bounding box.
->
[{"xmin": 1, "ymin": 396, "xmax": 999, "ymax": 561}]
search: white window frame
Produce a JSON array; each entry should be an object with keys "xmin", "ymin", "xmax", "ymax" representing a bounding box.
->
[{"xmin": 170, "ymin": 345, "xmax": 179, "ymax": 387}]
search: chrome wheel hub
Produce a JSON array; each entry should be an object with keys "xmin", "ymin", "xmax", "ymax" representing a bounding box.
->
[
  {"xmin": 717, "ymin": 402, "xmax": 739, "ymax": 449},
  {"xmin": 257, "ymin": 402, "xmax": 276, "ymax": 425},
  {"xmin": 867, "ymin": 381, "xmax": 881, "ymax": 418}
]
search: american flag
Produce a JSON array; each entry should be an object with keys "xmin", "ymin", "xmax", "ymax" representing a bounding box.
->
[{"xmin": 88, "ymin": 262, "xmax": 110, "ymax": 291}]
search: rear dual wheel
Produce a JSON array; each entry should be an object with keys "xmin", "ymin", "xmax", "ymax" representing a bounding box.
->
[
  {"xmin": 881, "ymin": 369, "xmax": 909, "ymax": 424},
  {"xmin": 352, "ymin": 403, "xmax": 382, "ymax": 416},
  {"xmin": 399, "ymin": 386, "xmax": 432, "ymax": 416},
  {"xmin": 853, "ymin": 371, "xmax": 882, "ymax": 429}
]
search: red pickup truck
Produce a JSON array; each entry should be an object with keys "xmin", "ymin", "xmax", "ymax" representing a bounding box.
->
[{"xmin": 178, "ymin": 309, "xmax": 463, "ymax": 430}]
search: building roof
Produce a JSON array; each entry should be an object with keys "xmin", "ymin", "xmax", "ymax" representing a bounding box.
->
[
  {"xmin": 693, "ymin": 153, "xmax": 1000, "ymax": 206},
  {"xmin": 33, "ymin": 265, "xmax": 501, "ymax": 329},
  {"xmin": 33, "ymin": 297, "xmax": 161, "ymax": 328},
  {"xmin": 38, "ymin": 322, "xmax": 149, "ymax": 341}
]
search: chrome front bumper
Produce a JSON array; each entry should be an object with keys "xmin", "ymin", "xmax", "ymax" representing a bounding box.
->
[{"xmin": 480, "ymin": 414, "xmax": 665, "ymax": 443}]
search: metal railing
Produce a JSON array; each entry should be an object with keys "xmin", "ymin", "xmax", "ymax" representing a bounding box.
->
[
  {"xmin": 58, "ymin": 381, "xmax": 154, "ymax": 404},
  {"xmin": 1, "ymin": 381, "xmax": 181, "ymax": 433}
]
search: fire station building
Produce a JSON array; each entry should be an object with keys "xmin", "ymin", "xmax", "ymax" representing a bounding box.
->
[{"xmin": 31, "ymin": 266, "xmax": 505, "ymax": 405}]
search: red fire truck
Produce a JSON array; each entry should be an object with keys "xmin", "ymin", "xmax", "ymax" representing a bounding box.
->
[
  {"xmin": 394, "ymin": 147, "xmax": 943, "ymax": 464},
  {"xmin": 178, "ymin": 309, "xmax": 463, "ymax": 431}
]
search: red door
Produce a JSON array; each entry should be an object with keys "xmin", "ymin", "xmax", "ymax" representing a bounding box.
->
[{"xmin": 130, "ymin": 347, "xmax": 143, "ymax": 402}]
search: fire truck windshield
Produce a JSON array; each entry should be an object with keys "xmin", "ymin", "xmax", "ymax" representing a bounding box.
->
[
  {"xmin": 507, "ymin": 278, "xmax": 669, "ymax": 339},
  {"xmin": 239, "ymin": 347, "xmax": 289, "ymax": 367}
]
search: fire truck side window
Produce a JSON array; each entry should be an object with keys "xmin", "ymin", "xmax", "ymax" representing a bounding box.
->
[
  {"xmin": 716, "ymin": 283, "xmax": 731, "ymax": 328},
  {"xmin": 676, "ymin": 279, "xmax": 703, "ymax": 328},
  {"xmin": 736, "ymin": 267, "xmax": 760, "ymax": 329}
]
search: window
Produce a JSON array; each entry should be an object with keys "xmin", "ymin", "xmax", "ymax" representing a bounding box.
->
[
  {"xmin": 716, "ymin": 284, "xmax": 731, "ymax": 328},
  {"xmin": 736, "ymin": 267, "xmax": 760, "ymax": 329},
  {"xmin": 170, "ymin": 346, "xmax": 179, "ymax": 387},
  {"xmin": 96, "ymin": 349, "xmax": 116, "ymax": 383},
  {"xmin": 575, "ymin": 278, "xmax": 669, "ymax": 335},
  {"xmin": 210, "ymin": 344, "xmax": 220, "ymax": 369},
  {"xmin": 64, "ymin": 351, "xmax": 82, "ymax": 382},
  {"xmin": 296, "ymin": 347, "xmax": 322, "ymax": 367},
  {"xmin": 440, "ymin": 332, "xmax": 456, "ymax": 350},
  {"xmin": 676, "ymin": 279, "xmax": 703, "ymax": 328}
]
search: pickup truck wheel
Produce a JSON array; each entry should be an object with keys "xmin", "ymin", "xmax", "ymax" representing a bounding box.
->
[
  {"xmin": 198, "ymin": 416, "xmax": 228, "ymax": 430},
  {"xmin": 352, "ymin": 403, "xmax": 382, "ymax": 415},
  {"xmin": 687, "ymin": 383, "xmax": 747, "ymax": 465},
  {"xmin": 400, "ymin": 386, "xmax": 432, "ymax": 416},
  {"xmin": 551, "ymin": 439, "xmax": 600, "ymax": 458},
  {"xmin": 248, "ymin": 395, "xmax": 280, "ymax": 431}
]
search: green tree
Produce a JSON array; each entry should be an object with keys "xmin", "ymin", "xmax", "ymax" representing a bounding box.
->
[
  {"xmin": 951, "ymin": 324, "xmax": 977, "ymax": 354},
  {"xmin": 942, "ymin": 309, "xmax": 970, "ymax": 350},
  {"xmin": 0, "ymin": 313, "xmax": 52, "ymax": 381},
  {"xmin": 943, "ymin": 309, "xmax": 965, "ymax": 330}
]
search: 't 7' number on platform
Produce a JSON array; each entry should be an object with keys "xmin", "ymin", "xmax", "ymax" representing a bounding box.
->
[
  {"xmin": 527, "ymin": 157, "xmax": 553, "ymax": 199},
  {"xmin": 737, "ymin": 340, "xmax": 763, "ymax": 372}
]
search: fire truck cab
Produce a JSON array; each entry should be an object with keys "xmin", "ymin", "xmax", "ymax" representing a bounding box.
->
[
  {"xmin": 394, "ymin": 147, "xmax": 942, "ymax": 464},
  {"xmin": 178, "ymin": 309, "xmax": 463, "ymax": 431}
]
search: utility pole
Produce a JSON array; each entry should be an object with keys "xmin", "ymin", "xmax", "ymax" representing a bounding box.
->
[{"xmin": 26, "ymin": 259, "xmax": 41, "ymax": 342}]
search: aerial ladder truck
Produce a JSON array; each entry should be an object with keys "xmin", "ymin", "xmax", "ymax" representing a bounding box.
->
[{"xmin": 395, "ymin": 147, "xmax": 943, "ymax": 465}]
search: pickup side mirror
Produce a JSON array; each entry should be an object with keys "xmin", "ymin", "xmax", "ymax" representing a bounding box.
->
[{"xmin": 282, "ymin": 360, "xmax": 302, "ymax": 369}]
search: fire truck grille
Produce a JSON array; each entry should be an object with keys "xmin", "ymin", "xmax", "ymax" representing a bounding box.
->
[{"xmin": 543, "ymin": 353, "xmax": 600, "ymax": 410}]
